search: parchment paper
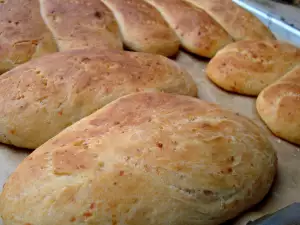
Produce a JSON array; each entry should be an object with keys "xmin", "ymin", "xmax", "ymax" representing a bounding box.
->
[{"xmin": 0, "ymin": 51, "xmax": 299, "ymax": 224}]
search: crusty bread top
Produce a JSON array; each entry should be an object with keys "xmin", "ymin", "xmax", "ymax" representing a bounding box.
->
[
  {"xmin": 206, "ymin": 40, "xmax": 300, "ymax": 96},
  {"xmin": 0, "ymin": 0, "xmax": 57, "ymax": 74},
  {"xmin": 145, "ymin": 0, "xmax": 233, "ymax": 58},
  {"xmin": 256, "ymin": 65, "xmax": 300, "ymax": 145},
  {"xmin": 101, "ymin": 0, "xmax": 180, "ymax": 56},
  {"xmin": 0, "ymin": 92, "xmax": 277, "ymax": 225},
  {"xmin": 0, "ymin": 49, "xmax": 197, "ymax": 149},
  {"xmin": 39, "ymin": 0, "xmax": 123, "ymax": 51},
  {"xmin": 185, "ymin": 0, "xmax": 275, "ymax": 41}
]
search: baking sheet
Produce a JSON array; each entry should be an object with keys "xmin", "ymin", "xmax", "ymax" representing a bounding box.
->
[{"xmin": 0, "ymin": 51, "xmax": 299, "ymax": 225}]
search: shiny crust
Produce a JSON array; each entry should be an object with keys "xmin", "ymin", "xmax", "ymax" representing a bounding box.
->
[
  {"xmin": 0, "ymin": 0, "xmax": 57, "ymax": 74},
  {"xmin": 0, "ymin": 50, "xmax": 197, "ymax": 149},
  {"xmin": 0, "ymin": 92, "xmax": 277, "ymax": 225},
  {"xmin": 101, "ymin": 0, "xmax": 180, "ymax": 56},
  {"xmin": 39, "ymin": 0, "xmax": 123, "ymax": 51},
  {"xmin": 185, "ymin": 0, "xmax": 275, "ymax": 41},
  {"xmin": 257, "ymin": 65, "xmax": 300, "ymax": 145},
  {"xmin": 145, "ymin": 0, "xmax": 233, "ymax": 58},
  {"xmin": 206, "ymin": 40, "xmax": 300, "ymax": 96}
]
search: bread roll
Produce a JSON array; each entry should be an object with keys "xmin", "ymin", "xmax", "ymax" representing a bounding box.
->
[
  {"xmin": 257, "ymin": 65, "xmax": 300, "ymax": 145},
  {"xmin": 0, "ymin": 92, "xmax": 277, "ymax": 225},
  {"xmin": 0, "ymin": 50, "xmax": 196, "ymax": 149},
  {"xmin": 145, "ymin": 0, "xmax": 233, "ymax": 58},
  {"xmin": 185, "ymin": 0, "xmax": 275, "ymax": 41},
  {"xmin": 0, "ymin": 0, "xmax": 57, "ymax": 74},
  {"xmin": 100, "ymin": 0, "xmax": 180, "ymax": 57},
  {"xmin": 206, "ymin": 40, "xmax": 300, "ymax": 96},
  {"xmin": 39, "ymin": 0, "xmax": 123, "ymax": 51}
]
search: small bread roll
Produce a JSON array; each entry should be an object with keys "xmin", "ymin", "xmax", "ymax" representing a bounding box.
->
[
  {"xmin": 257, "ymin": 65, "xmax": 300, "ymax": 145},
  {"xmin": 100, "ymin": 0, "xmax": 180, "ymax": 57},
  {"xmin": 0, "ymin": 50, "xmax": 196, "ymax": 149},
  {"xmin": 206, "ymin": 40, "xmax": 300, "ymax": 96},
  {"xmin": 0, "ymin": 0, "xmax": 57, "ymax": 74},
  {"xmin": 39, "ymin": 0, "xmax": 123, "ymax": 51},
  {"xmin": 185, "ymin": 0, "xmax": 275, "ymax": 41},
  {"xmin": 145, "ymin": 0, "xmax": 233, "ymax": 58},
  {"xmin": 0, "ymin": 92, "xmax": 277, "ymax": 225}
]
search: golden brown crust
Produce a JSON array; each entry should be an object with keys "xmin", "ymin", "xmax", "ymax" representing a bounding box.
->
[
  {"xmin": 257, "ymin": 65, "xmax": 300, "ymax": 145},
  {"xmin": 101, "ymin": 0, "xmax": 180, "ymax": 56},
  {"xmin": 185, "ymin": 0, "xmax": 275, "ymax": 41},
  {"xmin": 0, "ymin": 92, "xmax": 277, "ymax": 225},
  {"xmin": 0, "ymin": 49, "xmax": 197, "ymax": 149},
  {"xmin": 206, "ymin": 40, "xmax": 300, "ymax": 96},
  {"xmin": 145, "ymin": 0, "xmax": 233, "ymax": 58},
  {"xmin": 39, "ymin": 0, "xmax": 123, "ymax": 51},
  {"xmin": 0, "ymin": 0, "xmax": 57, "ymax": 74}
]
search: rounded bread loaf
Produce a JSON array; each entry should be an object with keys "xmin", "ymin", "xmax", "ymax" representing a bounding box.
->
[
  {"xmin": 206, "ymin": 40, "xmax": 300, "ymax": 96},
  {"xmin": 257, "ymin": 65, "xmax": 300, "ymax": 145},
  {"xmin": 100, "ymin": 0, "xmax": 180, "ymax": 57},
  {"xmin": 0, "ymin": 0, "xmax": 57, "ymax": 74},
  {"xmin": 0, "ymin": 49, "xmax": 197, "ymax": 149},
  {"xmin": 0, "ymin": 92, "xmax": 277, "ymax": 225},
  {"xmin": 145, "ymin": 0, "xmax": 233, "ymax": 58},
  {"xmin": 185, "ymin": 0, "xmax": 275, "ymax": 41},
  {"xmin": 39, "ymin": 0, "xmax": 123, "ymax": 51}
]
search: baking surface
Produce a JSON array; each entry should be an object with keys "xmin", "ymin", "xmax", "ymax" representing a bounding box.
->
[{"xmin": 0, "ymin": 51, "xmax": 299, "ymax": 224}]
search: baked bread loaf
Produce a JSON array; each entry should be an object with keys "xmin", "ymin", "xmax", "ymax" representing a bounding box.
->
[
  {"xmin": 100, "ymin": 0, "xmax": 180, "ymax": 57},
  {"xmin": 185, "ymin": 0, "xmax": 275, "ymax": 41},
  {"xmin": 0, "ymin": 50, "xmax": 197, "ymax": 149},
  {"xmin": 145, "ymin": 0, "xmax": 233, "ymax": 58},
  {"xmin": 257, "ymin": 65, "xmax": 300, "ymax": 145},
  {"xmin": 0, "ymin": 0, "xmax": 57, "ymax": 74},
  {"xmin": 0, "ymin": 92, "xmax": 277, "ymax": 225},
  {"xmin": 39, "ymin": 0, "xmax": 123, "ymax": 51},
  {"xmin": 206, "ymin": 40, "xmax": 300, "ymax": 96}
]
